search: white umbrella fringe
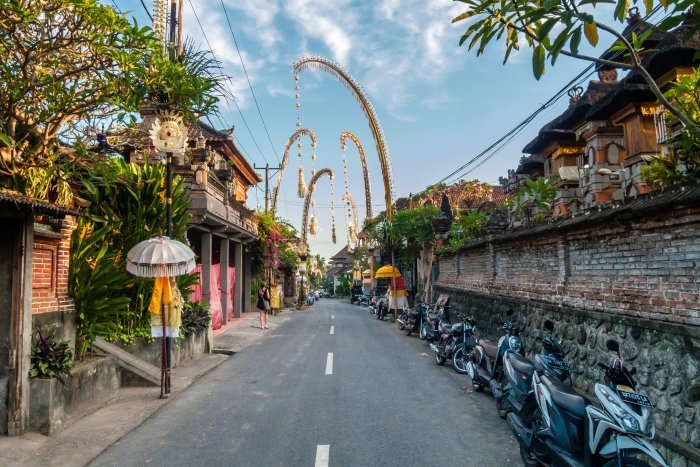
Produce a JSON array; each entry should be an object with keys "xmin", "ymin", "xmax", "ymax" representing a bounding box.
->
[{"xmin": 126, "ymin": 236, "xmax": 196, "ymax": 278}]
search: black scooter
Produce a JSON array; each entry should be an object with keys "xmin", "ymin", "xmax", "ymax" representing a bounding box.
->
[
  {"xmin": 430, "ymin": 314, "xmax": 476, "ymax": 371},
  {"xmin": 397, "ymin": 302, "xmax": 429, "ymax": 336},
  {"xmin": 466, "ymin": 312, "xmax": 524, "ymax": 393},
  {"xmin": 491, "ymin": 320, "xmax": 571, "ymax": 418}
]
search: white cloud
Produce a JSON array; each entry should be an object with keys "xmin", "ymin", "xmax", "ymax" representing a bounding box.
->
[{"xmin": 284, "ymin": 0, "xmax": 356, "ymax": 65}]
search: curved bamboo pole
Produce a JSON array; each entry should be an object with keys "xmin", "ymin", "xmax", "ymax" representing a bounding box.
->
[
  {"xmin": 292, "ymin": 56, "xmax": 394, "ymax": 220},
  {"xmin": 271, "ymin": 128, "xmax": 317, "ymax": 214},
  {"xmin": 301, "ymin": 168, "xmax": 334, "ymax": 244},
  {"xmin": 341, "ymin": 131, "xmax": 372, "ymax": 220}
]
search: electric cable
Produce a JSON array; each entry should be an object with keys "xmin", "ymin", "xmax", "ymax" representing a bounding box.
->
[
  {"xmin": 138, "ymin": 0, "xmax": 153, "ymax": 22},
  {"xmin": 186, "ymin": 0, "xmax": 270, "ymax": 165},
  {"xmin": 220, "ymin": 0, "xmax": 282, "ymax": 165},
  {"xmin": 434, "ymin": 4, "xmax": 666, "ymax": 185}
]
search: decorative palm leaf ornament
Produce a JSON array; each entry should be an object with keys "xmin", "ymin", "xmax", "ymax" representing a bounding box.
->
[
  {"xmin": 301, "ymin": 168, "xmax": 335, "ymax": 245},
  {"xmin": 271, "ymin": 128, "xmax": 317, "ymax": 213},
  {"xmin": 292, "ymin": 56, "xmax": 394, "ymax": 219},
  {"xmin": 342, "ymin": 191, "xmax": 359, "ymax": 245},
  {"xmin": 341, "ymin": 131, "xmax": 372, "ymax": 220}
]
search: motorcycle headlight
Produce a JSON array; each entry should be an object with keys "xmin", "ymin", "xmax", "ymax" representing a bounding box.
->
[
  {"xmin": 599, "ymin": 387, "xmax": 640, "ymax": 433},
  {"xmin": 508, "ymin": 336, "xmax": 522, "ymax": 353}
]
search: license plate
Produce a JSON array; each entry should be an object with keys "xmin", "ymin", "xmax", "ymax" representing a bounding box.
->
[{"xmin": 618, "ymin": 388, "xmax": 653, "ymax": 407}]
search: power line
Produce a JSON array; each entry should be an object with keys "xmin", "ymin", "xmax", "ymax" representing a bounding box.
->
[
  {"xmin": 185, "ymin": 0, "xmax": 270, "ymax": 165},
  {"xmin": 219, "ymin": 0, "xmax": 281, "ymax": 165},
  {"xmin": 138, "ymin": 0, "xmax": 153, "ymax": 22},
  {"xmin": 434, "ymin": 5, "xmax": 667, "ymax": 185}
]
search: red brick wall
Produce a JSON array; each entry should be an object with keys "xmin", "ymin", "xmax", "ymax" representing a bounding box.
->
[
  {"xmin": 436, "ymin": 205, "xmax": 700, "ymax": 326},
  {"xmin": 32, "ymin": 216, "xmax": 76, "ymax": 314}
]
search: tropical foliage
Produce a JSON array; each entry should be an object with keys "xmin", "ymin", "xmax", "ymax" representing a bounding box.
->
[
  {"xmin": 508, "ymin": 177, "xmax": 557, "ymax": 223},
  {"xmin": 641, "ymin": 69, "xmax": 700, "ymax": 186},
  {"xmin": 413, "ymin": 179, "xmax": 500, "ymax": 211},
  {"xmin": 0, "ymin": 0, "xmax": 226, "ymax": 205},
  {"xmin": 180, "ymin": 301, "xmax": 211, "ymax": 338},
  {"xmin": 69, "ymin": 157, "xmax": 196, "ymax": 357},
  {"xmin": 251, "ymin": 211, "xmax": 299, "ymax": 277},
  {"xmin": 29, "ymin": 328, "xmax": 75, "ymax": 386},
  {"xmin": 452, "ymin": 0, "xmax": 697, "ymax": 127},
  {"xmin": 441, "ymin": 210, "xmax": 490, "ymax": 253}
]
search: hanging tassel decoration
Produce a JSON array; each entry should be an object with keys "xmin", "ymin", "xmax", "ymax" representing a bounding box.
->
[
  {"xmin": 331, "ymin": 226, "xmax": 337, "ymax": 244},
  {"xmin": 309, "ymin": 214, "xmax": 318, "ymax": 236},
  {"xmin": 298, "ymin": 167, "xmax": 307, "ymax": 198}
]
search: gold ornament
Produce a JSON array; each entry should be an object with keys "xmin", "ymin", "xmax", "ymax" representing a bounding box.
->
[
  {"xmin": 309, "ymin": 214, "xmax": 318, "ymax": 236},
  {"xmin": 297, "ymin": 167, "xmax": 307, "ymax": 198}
]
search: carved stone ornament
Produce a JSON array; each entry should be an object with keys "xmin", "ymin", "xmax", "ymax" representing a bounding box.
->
[{"xmin": 149, "ymin": 111, "xmax": 187, "ymax": 155}]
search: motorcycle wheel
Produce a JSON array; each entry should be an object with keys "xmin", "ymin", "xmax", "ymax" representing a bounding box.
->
[
  {"xmin": 519, "ymin": 444, "xmax": 540, "ymax": 467},
  {"xmin": 435, "ymin": 349, "xmax": 446, "ymax": 366},
  {"xmin": 419, "ymin": 323, "xmax": 428, "ymax": 340},
  {"xmin": 452, "ymin": 346, "xmax": 472, "ymax": 374},
  {"xmin": 406, "ymin": 326, "xmax": 413, "ymax": 336},
  {"xmin": 398, "ymin": 318, "xmax": 405, "ymax": 330},
  {"xmin": 471, "ymin": 378, "xmax": 484, "ymax": 392},
  {"xmin": 601, "ymin": 459, "xmax": 651, "ymax": 467}
]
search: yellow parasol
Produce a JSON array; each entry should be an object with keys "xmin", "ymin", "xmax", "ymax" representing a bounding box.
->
[{"xmin": 374, "ymin": 265, "xmax": 401, "ymax": 279}]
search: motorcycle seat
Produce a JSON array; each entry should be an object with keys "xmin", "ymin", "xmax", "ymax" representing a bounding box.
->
[
  {"xmin": 507, "ymin": 352, "xmax": 535, "ymax": 377},
  {"xmin": 544, "ymin": 376, "xmax": 586, "ymax": 418},
  {"xmin": 439, "ymin": 322, "xmax": 452, "ymax": 333},
  {"xmin": 479, "ymin": 340, "xmax": 498, "ymax": 359}
]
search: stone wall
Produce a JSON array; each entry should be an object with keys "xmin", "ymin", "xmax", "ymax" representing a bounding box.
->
[{"xmin": 434, "ymin": 185, "xmax": 700, "ymax": 466}]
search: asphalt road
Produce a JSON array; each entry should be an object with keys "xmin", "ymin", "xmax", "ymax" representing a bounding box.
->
[{"xmin": 90, "ymin": 299, "xmax": 520, "ymax": 467}]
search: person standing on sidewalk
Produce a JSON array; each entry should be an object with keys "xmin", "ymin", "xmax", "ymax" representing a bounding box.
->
[{"xmin": 256, "ymin": 284, "xmax": 270, "ymax": 330}]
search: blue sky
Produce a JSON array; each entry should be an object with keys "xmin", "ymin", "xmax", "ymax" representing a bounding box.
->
[{"xmin": 114, "ymin": 0, "xmax": 635, "ymax": 260}]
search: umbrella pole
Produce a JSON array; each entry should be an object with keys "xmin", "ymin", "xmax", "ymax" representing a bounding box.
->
[{"xmin": 160, "ymin": 301, "xmax": 167, "ymax": 398}]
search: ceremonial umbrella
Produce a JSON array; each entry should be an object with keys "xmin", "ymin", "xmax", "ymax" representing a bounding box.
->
[
  {"xmin": 374, "ymin": 265, "xmax": 401, "ymax": 279},
  {"xmin": 126, "ymin": 236, "xmax": 195, "ymax": 398}
]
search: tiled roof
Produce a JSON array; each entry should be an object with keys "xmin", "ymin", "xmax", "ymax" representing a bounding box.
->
[{"xmin": 0, "ymin": 189, "xmax": 79, "ymax": 217}]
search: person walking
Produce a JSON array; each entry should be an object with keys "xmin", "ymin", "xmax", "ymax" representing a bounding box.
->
[{"xmin": 256, "ymin": 284, "xmax": 270, "ymax": 330}]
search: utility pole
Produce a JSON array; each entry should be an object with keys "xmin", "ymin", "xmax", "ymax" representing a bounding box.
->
[{"xmin": 254, "ymin": 163, "xmax": 282, "ymax": 212}]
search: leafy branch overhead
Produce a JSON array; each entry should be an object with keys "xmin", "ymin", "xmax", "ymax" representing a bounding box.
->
[
  {"xmin": 0, "ymin": 0, "xmax": 227, "ymax": 184},
  {"xmin": 453, "ymin": 0, "xmax": 697, "ymax": 127}
]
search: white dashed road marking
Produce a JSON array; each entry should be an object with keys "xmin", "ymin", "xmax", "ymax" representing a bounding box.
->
[
  {"xmin": 330, "ymin": 326, "xmax": 334, "ymax": 335},
  {"xmin": 315, "ymin": 445, "xmax": 330, "ymax": 467},
  {"xmin": 325, "ymin": 353, "xmax": 333, "ymax": 375},
  {"xmin": 331, "ymin": 314, "xmax": 334, "ymax": 319}
]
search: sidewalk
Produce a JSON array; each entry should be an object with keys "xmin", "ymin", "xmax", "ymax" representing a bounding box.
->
[{"xmin": 0, "ymin": 310, "xmax": 294, "ymax": 467}]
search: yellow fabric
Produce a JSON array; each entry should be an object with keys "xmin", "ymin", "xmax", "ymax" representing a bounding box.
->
[
  {"xmin": 148, "ymin": 277, "xmax": 173, "ymax": 315},
  {"xmin": 387, "ymin": 288, "xmax": 408, "ymax": 297},
  {"xmin": 150, "ymin": 284, "xmax": 183, "ymax": 329},
  {"xmin": 270, "ymin": 285, "xmax": 281, "ymax": 309}
]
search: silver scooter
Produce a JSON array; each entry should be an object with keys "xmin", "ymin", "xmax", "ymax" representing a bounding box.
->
[{"xmin": 508, "ymin": 339, "xmax": 666, "ymax": 467}]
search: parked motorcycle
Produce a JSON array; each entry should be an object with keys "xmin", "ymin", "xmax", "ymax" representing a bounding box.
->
[
  {"xmin": 430, "ymin": 314, "xmax": 476, "ymax": 371},
  {"xmin": 367, "ymin": 295, "xmax": 379, "ymax": 315},
  {"xmin": 508, "ymin": 339, "xmax": 666, "ymax": 467},
  {"xmin": 492, "ymin": 320, "xmax": 571, "ymax": 418},
  {"xmin": 376, "ymin": 295, "xmax": 392, "ymax": 321},
  {"xmin": 421, "ymin": 305, "xmax": 450, "ymax": 342},
  {"xmin": 397, "ymin": 302, "xmax": 429, "ymax": 336},
  {"xmin": 466, "ymin": 312, "xmax": 524, "ymax": 392}
]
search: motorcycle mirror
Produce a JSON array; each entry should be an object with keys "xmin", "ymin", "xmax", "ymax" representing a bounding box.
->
[
  {"xmin": 605, "ymin": 339, "xmax": 620, "ymax": 353},
  {"xmin": 506, "ymin": 308, "xmax": 514, "ymax": 316},
  {"xmin": 543, "ymin": 320, "xmax": 554, "ymax": 332}
]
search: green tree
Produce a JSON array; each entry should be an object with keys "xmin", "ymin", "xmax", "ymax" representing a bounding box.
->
[
  {"xmin": 0, "ymin": 1, "xmax": 225, "ymax": 203},
  {"xmin": 453, "ymin": 0, "xmax": 697, "ymax": 127}
]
